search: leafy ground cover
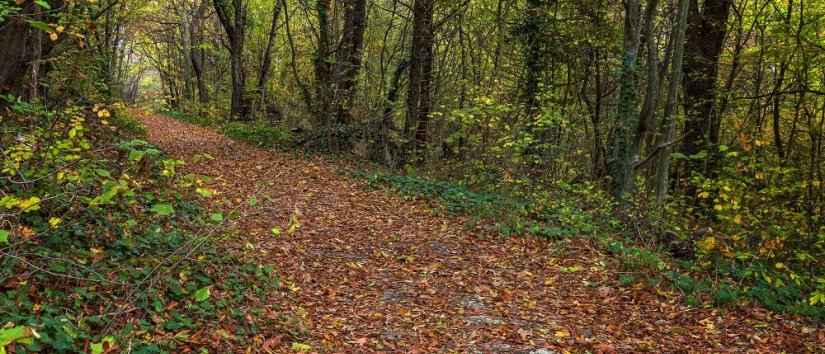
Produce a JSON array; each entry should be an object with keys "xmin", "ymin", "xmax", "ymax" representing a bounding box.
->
[
  {"xmin": 358, "ymin": 167, "xmax": 825, "ymax": 321},
  {"xmin": 0, "ymin": 103, "xmax": 294, "ymax": 352},
  {"xmin": 152, "ymin": 110, "xmax": 824, "ymax": 352}
]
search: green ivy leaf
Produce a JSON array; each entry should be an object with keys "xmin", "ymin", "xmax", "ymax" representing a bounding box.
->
[
  {"xmin": 150, "ymin": 203, "xmax": 174, "ymax": 216},
  {"xmin": 0, "ymin": 326, "xmax": 36, "ymax": 347},
  {"xmin": 26, "ymin": 20, "xmax": 52, "ymax": 33},
  {"xmin": 90, "ymin": 336, "xmax": 116, "ymax": 354},
  {"xmin": 193, "ymin": 287, "xmax": 211, "ymax": 302},
  {"xmin": 210, "ymin": 213, "xmax": 224, "ymax": 223},
  {"xmin": 34, "ymin": 0, "xmax": 51, "ymax": 9},
  {"xmin": 0, "ymin": 230, "xmax": 9, "ymax": 245},
  {"xmin": 195, "ymin": 188, "xmax": 214, "ymax": 198}
]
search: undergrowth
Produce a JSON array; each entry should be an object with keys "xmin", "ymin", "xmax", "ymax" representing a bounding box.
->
[
  {"xmin": 1, "ymin": 100, "xmax": 295, "ymax": 352},
  {"xmin": 355, "ymin": 170, "xmax": 825, "ymax": 321},
  {"xmin": 160, "ymin": 110, "xmax": 291, "ymax": 148}
]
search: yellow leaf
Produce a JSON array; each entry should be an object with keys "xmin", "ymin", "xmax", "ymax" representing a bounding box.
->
[
  {"xmin": 554, "ymin": 330, "xmax": 570, "ymax": 338},
  {"xmin": 48, "ymin": 217, "xmax": 62, "ymax": 228},
  {"xmin": 18, "ymin": 197, "xmax": 41, "ymax": 212},
  {"xmin": 291, "ymin": 342, "xmax": 311, "ymax": 352},
  {"xmin": 697, "ymin": 236, "xmax": 717, "ymax": 252}
]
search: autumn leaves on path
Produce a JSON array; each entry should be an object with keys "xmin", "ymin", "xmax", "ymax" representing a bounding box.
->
[{"xmin": 140, "ymin": 112, "xmax": 819, "ymax": 353}]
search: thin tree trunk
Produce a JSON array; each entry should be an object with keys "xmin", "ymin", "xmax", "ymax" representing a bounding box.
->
[
  {"xmin": 214, "ymin": 0, "xmax": 249, "ymax": 120},
  {"xmin": 257, "ymin": 0, "xmax": 283, "ymax": 107},
  {"xmin": 191, "ymin": 0, "xmax": 210, "ymax": 103},
  {"xmin": 655, "ymin": 0, "xmax": 690, "ymax": 206}
]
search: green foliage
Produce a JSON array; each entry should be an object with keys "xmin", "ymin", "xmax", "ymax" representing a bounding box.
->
[
  {"xmin": 161, "ymin": 110, "xmax": 221, "ymax": 127},
  {"xmin": 362, "ymin": 172, "xmax": 504, "ymax": 214},
  {"xmin": 0, "ymin": 99, "xmax": 288, "ymax": 351},
  {"xmin": 161, "ymin": 110, "xmax": 292, "ymax": 148},
  {"xmin": 358, "ymin": 172, "xmax": 608, "ymax": 241},
  {"xmin": 223, "ymin": 121, "xmax": 292, "ymax": 148}
]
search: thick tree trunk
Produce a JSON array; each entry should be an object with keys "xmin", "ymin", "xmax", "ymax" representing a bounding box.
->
[
  {"xmin": 407, "ymin": 0, "xmax": 436, "ymax": 159},
  {"xmin": 0, "ymin": 1, "xmax": 63, "ymax": 95},
  {"xmin": 680, "ymin": 0, "xmax": 732, "ymax": 176},
  {"xmin": 314, "ymin": 0, "xmax": 334, "ymax": 127},
  {"xmin": 335, "ymin": 0, "xmax": 368, "ymax": 125},
  {"xmin": 607, "ymin": 0, "xmax": 642, "ymax": 200}
]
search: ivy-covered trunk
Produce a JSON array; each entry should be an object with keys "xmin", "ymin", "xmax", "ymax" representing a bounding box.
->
[{"xmin": 608, "ymin": 0, "xmax": 642, "ymax": 200}]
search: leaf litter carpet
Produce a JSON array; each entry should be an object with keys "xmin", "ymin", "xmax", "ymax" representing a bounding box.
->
[{"xmin": 140, "ymin": 112, "xmax": 822, "ymax": 353}]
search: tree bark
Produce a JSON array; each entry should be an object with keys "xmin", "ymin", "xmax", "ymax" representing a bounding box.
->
[
  {"xmin": 257, "ymin": 0, "xmax": 283, "ymax": 108},
  {"xmin": 335, "ymin": 0, "xmax": 368, "ymax": 125},
  {"xmin": 407, "ymin": 0, "xmax": 436, "ymax": 160},
  {"xmin": 314, "ymin": 0, "xmax": 334, "ymax": 127},
  {"xmin": 635, "ymin": 0, "xmax": 660, "ymax": 158},
  {"xmin": 680, "ymin": 0, "xmax": 732, "ymax": 176},
  {"xmin": 655, "ymin": 0, "xmax": 690, "ymax": 206},
  {"xmin": 607, "ymin": 0, "xmax": 642, "ymax": 200},
  {"xmin": 523, "ymin": 0, "xmax": 546, "ymax": 117},
  {"xmin": 0, "ymin": 1, "xmax": 64, "ymax": 96},
  {"xmin": 191, "ymin": 0, "xmax": 210, "ymax": 103},
  {"xmin": 214, "ymin": 0, "xmax": 249, "ymax": 120}
]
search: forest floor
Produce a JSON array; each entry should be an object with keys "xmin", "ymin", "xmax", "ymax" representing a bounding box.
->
[{"xmin": 139, "ymin": 111, "xmax": 823, "ymax": 353}]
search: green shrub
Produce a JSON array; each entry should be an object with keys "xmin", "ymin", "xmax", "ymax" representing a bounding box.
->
[
  {"xmin": 222, "ymin": 121, "xmax": 292, "ymax": 148},
  {"xmin": 0, "ymin": 99, "xmax": 290, "ymax": 351}
]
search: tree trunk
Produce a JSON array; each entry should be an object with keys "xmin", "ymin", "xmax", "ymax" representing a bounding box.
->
[
  {"xmin": 214, "ymin": 0, "xmax": 249, "ymax": 120},
  {"xmin": 523, "ymin": 0, "xmax": 546, "ymax": 117},
  {"xmin": 0, "ymin": 1, "xmax": 64, "ymax": 95},
  {"xmin": 680, "ymin": 0, "xmax": 732, "ymax": 176},
  {"xmin": 257, "ymin": 0, "xmax": 283, "ymax": 108},
  {"xmin": 335, "ymin": 0, "xmax": 368, "ymax": 125},
  {"xmin": 655, "ymin": 0, "xmax": 690, "ymax": 206},
  {"xmin": 407, "ymin": 0, "xmax": 436, "ymax": 160},
  {"xmin": 314, "ymin": 0, "xmax": 334, "ymax": 127},
  {"xmin": 635, "ymin": 0, "xmax": 660, "ymax": 158},
  {"xmin": 607, "ymin": 0, "xmax": 642, "ymax": 200},
  {"xmin": 191, "ymin": 0, "xmax": 210, "ymax": 103}
]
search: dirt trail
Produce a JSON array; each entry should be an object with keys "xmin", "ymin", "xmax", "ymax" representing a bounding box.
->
[{"xmin": 140, "ymin": 112, "xmax": 821, "ymax": 353}]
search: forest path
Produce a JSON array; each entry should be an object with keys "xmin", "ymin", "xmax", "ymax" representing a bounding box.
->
[{"xmin": 139, "ymin": 112, "xmax": 818, "ymax": 353}]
